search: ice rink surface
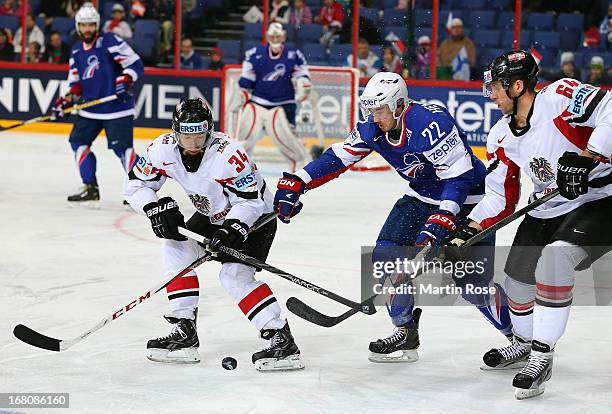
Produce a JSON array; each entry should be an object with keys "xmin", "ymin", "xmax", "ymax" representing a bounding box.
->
[{"xmin": 1, "ymin": 133, "xmax": 611, "ymax": 413}]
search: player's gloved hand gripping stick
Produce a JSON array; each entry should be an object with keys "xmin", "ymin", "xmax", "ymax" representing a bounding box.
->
[
  {"xmin": 12, "ymin": 212, "xmax": 277, "ymax": 352},
  {"xmin": 0, "ymin": 94, "xmax": 118, "ymax": 133}
]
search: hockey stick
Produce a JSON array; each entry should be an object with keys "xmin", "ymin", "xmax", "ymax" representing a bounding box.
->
[
  {"xmin": 13, "ymin": 212, "xmax": 277, "ymax": 352},
  {"xmin": 287, "ymin": 189, "xmax": 564, "ymax": 327},
  {"xmin": 178, "ymin": 227, "xmax": 377, "ymax": 315},
  {"xmin": 0, "ymin": 94, "xmax": 118, "ymax": 132}
]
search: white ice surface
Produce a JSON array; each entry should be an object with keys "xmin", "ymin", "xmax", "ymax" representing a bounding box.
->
[{"xmin": 1, "ymin": 133, "xmax": 611, "ymax": 414}]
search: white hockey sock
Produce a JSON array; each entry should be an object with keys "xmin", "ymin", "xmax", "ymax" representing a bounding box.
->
[{"xmin": 533, "ymin": 305, "xmax": 571, "ymax": 348}]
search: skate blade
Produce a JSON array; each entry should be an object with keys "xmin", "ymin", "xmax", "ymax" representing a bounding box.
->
[
  {"xmin": 368, "ymin": 349, "xmax": 419, "ymax": 363},
  {"xmin": 480, "ymin": 360, "xmax": 527, "ymax": 371},
  {"xmin": 68, "ymin": 200, "xmax": 101, "ymax": 209},
  {"xmin": 255, "ymin": 354, "xmax": 305, "ymax": 372},
  {"xmin": 515, "ymin": 384, "xmax": 545, "ymax": 400},
  {"xmin": 146, "ymin": 347, "xmax": 200, "ymax": 364}
]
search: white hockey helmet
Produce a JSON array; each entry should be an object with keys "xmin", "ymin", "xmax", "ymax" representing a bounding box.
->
[
  {"xmin": 360, "ymin": 72, "xmax": 408, "ymax": 122},
  {"xmin": 75, "ymin": 2, "xmax": 100, "ymax": 34},
  {"xmin": 266, "ymin": 22, "xmax": 286, "ymax": 49}
]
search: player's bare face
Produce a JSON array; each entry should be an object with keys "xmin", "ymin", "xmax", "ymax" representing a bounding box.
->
[
  {"xmin": 371, "ymin": 106, "xmax": 396, "ymax": 132},
  {"xmin": 78, "ymin": 22, "xmax": 97, "ymax": 44},
  {"xmin": 179, "ymin": 133, "xmax": 207, "ymax": 155},
  {"xmin": 489, "ymin": 81, "xmax": 513, "ymax": 115}
]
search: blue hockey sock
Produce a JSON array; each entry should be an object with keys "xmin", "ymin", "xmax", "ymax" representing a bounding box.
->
[
  {"xmin": 476, "ymin": 283, "xmax": 513, "ymax": 337},
  {"xmin": 72, "ymin": 144, "xmax": 97, "ymax": 185}
]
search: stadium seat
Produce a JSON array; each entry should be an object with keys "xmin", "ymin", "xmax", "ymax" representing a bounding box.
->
[
  {"xmin": 533, "ymin": 31, "xmax": 561, "ymax": 50},
  {"xmin": 134, "ymin": 19, "xmax": 159, "ymax": 36},
  {"xmin": 414, "ymin": 27, "xmax": 432, "ymax": 40},
  {"xmin": 360, "ymin": 8, "xmax": 379, "ymax": 24},
  {"xmin": 500, "ymin": 30, "xmax": 525, "ymax": 48},
  {"xmin": 497, "ymin": 11, "xmax": 516, "ymax": 30},
  {"xmin": 467, "ymin": 10, "xmax": 496, "ymax": 29},
  {"xmin": 383, "ymin": 9, "xmax": 406, "ymax": 26},
  {"xmin": 284, "ymin": 25, "xmax": 295, "ymax": 42},
  {"xmin": 526, "ymin": 13, "xmax": 555, "ymax": 31},
  {"xmin": 133, "ymin": 37, "xmax": 156, "ymax": 58},
  {"xmin": 217, "ymin": 40, "xmax": 241, "ymax": 61},
  {"xmin": 414, "ymin": 9, "xmax": 432, "ymax": 27},
  {"xmin": 0, "ymin": 15, "xmax": 18, "ymax": 32},
  {"xmin": 556, "ymin": 13, "xmax": 584, "ymax": 31},
  {"xmin": 488, "ymin": 0, "xmax": 511, "ymax": 10},
  {"xmin": 101, "ymin": 2, "xmax": 115, "ymax": 20},
  {"xmin": 242, "ymin": 40, "xmax": 260, "ymax": 55},
  {"xmin": 328, "ymin": 43, "xmax": 353, "ymax": 64},
  {"xmin": 243, "ymin": 23, "xmax": 262, "ymax": 40},
  {"xmin": 51, "ymin": 17, "xmax": 75, "ymax": 33},
  {"xmin": 414, "ymin": 0, "xmax": 433, "ymax": 8},
  {"xmin": 472, "ymin": 29, "xmax": 501, "ymax": 48},
  {"xmin": 377, "ymin": 0, "xmax": 397, "ymax": 10},
  {"xmin": 302, "ymin": 43, "xmax": 327, "ymax": 63},
  {"xmin": 296, "ymin": 24, "xmax": 322, "ymax": 43},
  {"xmin": 559, "ymin": 31, "xmax": 580, "ymax": 51},
  {"xmin": 456, "ymin": 0, "xmax": 486, "ymax": 9},
  {"xmin": 29, "ymin": 0, "xmax": 41, "ymax": 14},
  {"xmin": 384, "ymin": 25, "xmax": 406, "ymax": 39}
]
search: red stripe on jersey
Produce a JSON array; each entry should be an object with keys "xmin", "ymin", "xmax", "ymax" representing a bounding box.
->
[
  {"xmin": 479, "ymin": 147, "xmax": 521, "ymax": 230},
  {"xmin": 343, "ymin": 147, "xmax": 372, "ymax": 156},
  {"xmin": 553, "ymin": 110, "xmax": 593, "ymax": 150},
  {"xmin": 307, "ymin": 165, "xmax": 352, "ymax": 189},
  {"xmin": 166, "ymin": 274, "xmax": 199, "ymax": 293},
  {"xmin": 238, "ymin": 283, "xmax": 273, "ymax": 315}
]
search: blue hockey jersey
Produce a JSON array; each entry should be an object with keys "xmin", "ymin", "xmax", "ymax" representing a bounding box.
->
[
  {"xmin": 294, "ymin": 101, "xmax": 487, "ymax": 214},
  {"xmin": 68, "ymin": 32, "xmax": 144, "ymax": 120},
  {"xmin": 238, "ymin": 44, "xmax": 310, "ymax": 106}
]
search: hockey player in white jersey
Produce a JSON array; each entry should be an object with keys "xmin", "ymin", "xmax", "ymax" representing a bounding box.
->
[
  {"xmin": 449, "ymin": 50, "xmax": 612, "ymax": 399},
  {"xmin": 230, "ymin": 22, "xmax": 312, "ymax": 172},
  {"xmin": 123, "ymin": 98, "xmax": 304, "ymax": 371}
]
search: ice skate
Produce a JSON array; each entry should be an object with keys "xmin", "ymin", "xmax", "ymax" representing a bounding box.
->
[
  {"xmin": 368, "ymin": 308, "xmax": 421, "ymax": 363},
  {"xmin": 67, "ymin": 184, "xmax": 100, "ymax": 208},
  {"xmin": 252, "ymin": 322, "xmax": 304, "ymax": 372},
  {"xmin": 146, "ymin": 316, "xmax": 200, "ymax": 364},
  {"xmin": 513, "ymin": 341, "xmax": 553, "ymax": 400},
  {"xmin": 481, "ymin": 334, "xmax": 530, "ymax": 370}
]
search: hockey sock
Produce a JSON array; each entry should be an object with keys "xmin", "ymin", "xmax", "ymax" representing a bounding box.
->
[
  {"xmin": 113, "ymin": 147, "xmax": 138, "ymax": 172},
  {"xmin": 532, "ymin": 241, "xmax": 587, "ymax": 348},
  {"xmin": 505, "ymin": 276, "xmax": 535, "ymax": 340},
  {"xmin": 166, "ymin": 270, "xmax": 199, "ymax": 320},
  {"xmin": 72, "ymin": 144, "xmax": 97, "ymax": 184},
  {"xmin": 476, "ymin": 283, "xmax": 513, "ymax": 336}
]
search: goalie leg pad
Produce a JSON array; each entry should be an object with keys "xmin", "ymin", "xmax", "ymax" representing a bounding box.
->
[
  {"xmin": 235, "ymin": 102, "xmax": 265, "ymax": 153},
  {"xmin": 265, "ymin": 106, "xmax": 311, "ymax": 172}
]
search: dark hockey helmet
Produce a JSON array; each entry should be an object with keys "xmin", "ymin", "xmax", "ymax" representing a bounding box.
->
[
  {"xmin": 172, "ymin": 98, "xmax": 214, "ymax": 153},
  {"xmin": 483, "ymin": 50, "xmax": 538, "ymax": 98}
]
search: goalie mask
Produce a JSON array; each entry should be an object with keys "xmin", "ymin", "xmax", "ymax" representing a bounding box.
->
[
  {"xmin": 266, "ymin": 22, "xmax": 286, "ymax": 52},
  {"xmin": 360, "ymin": 72, "xmax": 408, "ymax": 126},
  {"xmin": 172, "ymin": 98, "xmax": 214, "ymax": 154},
  {"xmin": 75, "ymin": 2, "xmax": 100, "ymax": 41}
]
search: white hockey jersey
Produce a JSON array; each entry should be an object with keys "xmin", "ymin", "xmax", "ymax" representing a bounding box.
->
[
  {"xmin": 469, "ymin": 78, "xmax": 612, "ymax": 228},
  {"xmin": 124, "ymin": 131, "xmax": 273, "ymax": 227}
]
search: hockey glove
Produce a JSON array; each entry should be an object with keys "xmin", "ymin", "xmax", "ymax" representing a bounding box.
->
[
  {"xmin": 143, "ymin": 197, "xmax": 187, "ymax": 241},
  {"xmin": 274, "ymin": 172, "xmax": 306, "ymax": 223},
  {"xmin": 208, "ymin": 219, "xmax": 249, "ymax": 254},
  {"xmin": 443, "ymin": 224, "xmax": 480, "ymax": 262},
  {"xmin": 415, "ymin": 210, "xmax": 457, "ymax": 260},
  {"xmin": 49, "ymin": 95, "xmax": 73, "ymax": 120},
  {"xmin": 115, "ymin": 73, "xmax": 133, "ymax": 97},
  {"xmin": 556, "ymin": 151, "xmax": 597, "ymax": 200}
]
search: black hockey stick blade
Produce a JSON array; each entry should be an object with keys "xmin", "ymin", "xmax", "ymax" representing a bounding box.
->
[
  {"xmin": 286, "ymin": 297, "xmax": 368, "ymax": 328},
  {"xmin": 13, "ymin": 324, "xmax": 61, "ymax": 352}
]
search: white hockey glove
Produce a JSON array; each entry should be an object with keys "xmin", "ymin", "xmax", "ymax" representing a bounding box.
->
[
  {"xmin": 228, "ymin": 87, "xmax": 251, "ymax": 113},
  {"xmin": 294, "ymin": 77, "xmax": 312, "ymax": 103}
]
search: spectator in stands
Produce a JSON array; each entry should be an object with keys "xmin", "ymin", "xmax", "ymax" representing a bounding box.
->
[
  {"xmin": 208, "ymin": 47, "xmax": 224, "ymax": 71},
  {"xmin": 180, "ymin": 37, "xmax": 203, "ymax": 70},
  {"xmin": 539, "ymin": 51, "xmax": 581, "ymax": 82},
  {"xmin": 436, "ymin": 18, "xmax": 474, "ymax": 80},
  {"xmin": 146, "ymin": 0, "xmax": 174, "ymax": 63},
  {"xmin": 382, "ymin": 45, "xmax": 402, "ymax": 74},
  {"xmin": 66, "ymin": 0, "xmax": 85, "ymax": 18},
  {"xmin": 42, "ymin": 30, "xmax": 70, "ymax": 64},
  {"xmin": 585, "ymin": 55, "xmax": 611, "ymax": 86},
  {"xmin": 599, "ymin": 2, "xmax": 612, "ymax": 49},
  {"xmin": 14, "ymin": 13, "xmax": 45, "ymax": 55},
  {"xmin": 346, "ymin": 37, "xmax": 381, "ymax": 77},
  {"xmin": 316, "ymin": 0, "xmax": 344, "ymax": 49},
  {"xmin": 412, "ymin": 35, "xmax": 431, "ymax": 79},
  {"xmin": 26, "ymin": 40, "xmax": 40, "ymax": 63},
  {"xmin": 0, "ymin": 27, "xmax": 14, "ymax": 61},
  {"xmin": 0, "ymin": 0, "xmax": 14, "ymax": 15},
  {"xmin": 270, "ymin": 0, "xmax": 290, "ymax": 25},
  {"xmin": 14, "ymin": 0, "xmax": 31, "ymax": 17},
  {"xmin": 290, "ymin": 0, "xmax": 312, "ymax": 30},
  {"xmin": 103, "ymin": 4, "xmax": 133, "ymax": 41}
]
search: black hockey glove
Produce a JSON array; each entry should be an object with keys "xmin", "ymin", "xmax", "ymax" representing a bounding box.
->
[
  {"xmin": 143, "ymin": 197, "xmax": 187, "ymax": 241},
  {"xmin": 443, "ymin": 225, "xmax": 480, "ymax": 262},
  {"xmin": 556, "ymin": 151, "xmax": 597, "ymax": 200},
  {"xmin": 208, "ymin": 219, "xmax": 249, "ymax": 254}
]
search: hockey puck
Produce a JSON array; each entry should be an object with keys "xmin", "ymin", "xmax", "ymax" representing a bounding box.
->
[{"xmin": 222, "ymin": 357, "xmax": 237, "ymax": 370}]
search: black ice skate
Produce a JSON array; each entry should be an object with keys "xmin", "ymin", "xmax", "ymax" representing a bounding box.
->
[
  {"xmin": 512, "ymin": 341, "xmax": 553, "ymax": 400},
  {"xmin": 252, "ymin": 322, "xmax": 304, "ymax": 372},
  {"xmin": 481, "ymin": 334, "xmax": 531, "ymax": 370},
  {"xmin": 67, "ymin": 184, "xmax": 100, "ymax": 206},
  {"xmin": 146, "ymin": 316, "xmax": 200, "ymax": 364},
  {"xmin": 368, "ymin": 308, "xmax": 421, "ymax": 363}
]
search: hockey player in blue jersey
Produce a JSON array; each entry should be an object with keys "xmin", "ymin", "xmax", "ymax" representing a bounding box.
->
[
  {"xmin": 49, "ymin": 2, "xmax": 144, "ymax": 204},
  {"xmin": 274, "ymin": 72, "xmax": 513, "ymax": 363},
  {"xmin": 229, "ymin": 22, "xmax": 311, "ymax": 172}
]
